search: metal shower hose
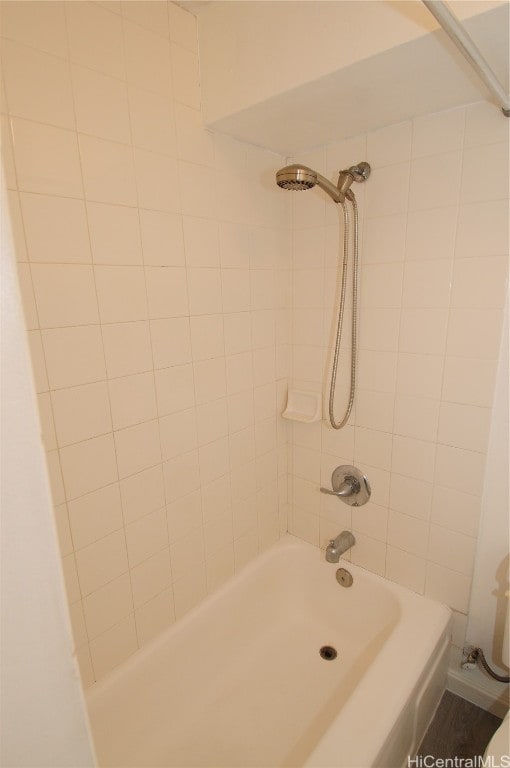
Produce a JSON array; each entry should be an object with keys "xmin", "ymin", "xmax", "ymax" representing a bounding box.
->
[{"xmin": 328, "ymin": 190, "xmax": 358, "ymax": 430}]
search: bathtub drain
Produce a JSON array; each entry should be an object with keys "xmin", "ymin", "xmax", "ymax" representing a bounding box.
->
[{"xmin": 319, "ymin": 646, "xmax": 337, "ymax": 660}]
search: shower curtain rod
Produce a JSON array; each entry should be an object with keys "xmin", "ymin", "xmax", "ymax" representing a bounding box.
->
[{"xmin": 422, "ymin": 0, "xmax": 510, "ymax": 117}]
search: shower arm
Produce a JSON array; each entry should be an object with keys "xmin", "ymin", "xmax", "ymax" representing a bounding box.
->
[
  {"xmin": 315, "ymin": 171, "xmax": 346, "ymax": 204},
  {"xmin": 422, "ymin": 0, "xmax": 510, "ymax": 117}
]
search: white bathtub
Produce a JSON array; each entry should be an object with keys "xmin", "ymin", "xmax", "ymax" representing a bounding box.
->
[{"xmin": 87, "ymin": 535, "xmax": 451, "ymax": 768}]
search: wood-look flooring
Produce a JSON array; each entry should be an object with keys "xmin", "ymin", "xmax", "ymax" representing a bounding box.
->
[{"xmin": 417, "ymin": 691, "xmax": 503, "ymax": 761}]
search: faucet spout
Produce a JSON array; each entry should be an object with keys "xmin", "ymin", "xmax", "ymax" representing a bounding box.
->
[{"xmin": 325, "ymin": 531, "xmax": 355, "ymax": 563}]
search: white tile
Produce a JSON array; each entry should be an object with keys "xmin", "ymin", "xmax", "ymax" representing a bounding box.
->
[
  {"xmin": 227, "ymin": 391, "xmax": 254, "ymax": 434},
  {"xmin": 87, "ymin": 202, "xmax": 142, "ymax": 266},
  {"xmin": 435, "ymin": 444, "xmax": 486, "ymax": 496},
  {"xmin": 183, "ymin": 216, "xmax": 220, "ymax": 268},
  {"xmin": 352, "ymin": 501, "xmax": 388, "ymax": 542},
  {"xmin": 447, "ymin": 309, "xmax": 503, "ymax": 359},
  {"xmin": 168, "ymin": 3, "xmax": 197, "ymax": 52},
  {"xmin": 360, "ymin": 263, "xmax": 403, "ymax": 308},
  {"xmin": 219, "ymin": 221, "xmax": 252, "ymax": 269},
  {"xmin": 124, "ymin": 20, "xmax": 171, "ymax": 96},
  {"xmin": 150, "ymin": 317, "xmax": 192, "ymax": 369},
  {"xmin": 363, "ymin": 215, "xmax": 406, "ymax": 264},
  {"xmin": 1, "ymin": 118, "xmax": 17, "ymax": 191},
  {"xmin": 355, "ymin": 389, "xmax": 394, "ymax": 433},
  {"xmin": 140, "ymin": 210, "xmax": 184, "ymax": 267},
  {"xmin": 12, "ymin": 118, "xmax": 82, "ymax": 197},
  {"xmin": 188, "ymin": 268, "xmax": 222, "ymax": 315},
  {"xmin": 163, "ymin": 449, "xmax": 200, "ymax": 503},
  {"xmin": 66, "ymin": 2, "xmax": 125, "ymax": 80},
  {"xmin": 68, "ymin": 483, "xmax": 123, "ymax": 550},
  {"xmin": 21, "ymin": 193, "xmax": 91, "ymax": 264},
  {"xmin": 45, "ymin": 450, "xmax": 65, "ymax": 506},
  {"xmin": 75, "ymin": 529, "xmax": 128, "ymax": 596},
  {"xmin": 42, "ymin": 326, "xmax": 106, "ymax": 390},
  {"xmin": 409, "ymin": 152, "xmax": 462, "ymax": 211},
  {"xmin": 354, "ymin": 427, "xmax": 392, "ymax": 471},
  {"xmin": 125, "ymin": 508, "xmax": 168, "ymax": 567},
  {"xmin": 199, "ymin": 436, "xmax": 230, "ymax": 485},
  {"xmin": 108, "ymin": 372, "xmax": 157, "ymax": 430},
  {"xmin": 61, "ymin": 554, "xmax": 81, "ymax": 604},
  {"xmin": 386, "ymin": 546, "xmax": 425, "ymax": 593},
  {"xmin": 451, "ymin": 256, "xmax": 508, "ymax": 309},
  {"xmin": 31, "ymin": 264, "xmax": 98, "ymax": 328},
  {"xmin": 102, "ymin": 321, "xmax": 153, "ymax": 379},
  {"xmin": 391, "ymin": 435, "xmax": 436, "ymax": 482},
  {"xmin": 128, "ymin": 85, "xmax": 177, "ymax": 156},
  {"xmin": 367, "ymin": 121, "xmax": 411, "ymax": 167},
  {"xmin": 431, "ymin": 485, "xmax": 481, "ymax": 538},
  {"xmin": 89, "ymin": 615, "xmax": 138, "ymax": 680},
  {"xmin": 226, "ymin": 352, "xmax": 253, "ymax": 395},
  {"xmin": 402, "ymin": 260, "xmax": 452, "ymax": 308},
  {"xmin": 72, "ymin": 65, "xmax": 130, "ymax": 144},
  {"xmin": 359, "ymin": 308, "xmax": 401, "ymax": 352},
  {"xmin": 412, "ymin": 108, "xmax": 465, "ymax": 157},
  {"xmin": 293, "ymin": 268, "xmax": 323, "ymax": 309},
  {"xmin": 442, "ymin": 356, "xmax": 497, "ymax": 408},
  {"xmin": 465, "ymin": 102, "xmax": 509, "ymax": 148},
  {"xmin": 2, "ymin": 39, "xmax": 74, "ymax": 129},
  {"xmin": 51, "ymin": 382, "xmax": 111, "ymax": 447},
  {"xmin": 193, "ymin": 357, "xmax": 226, "ymax": 405},
  {"xmin": 428, "ymin": 525, "xmax": 476, "ymax": 576},
  {"xmin": 154, "ymin": 364, "xmax": 195, "ymax": 416},
  {"xmin": 224, "ymin": 312, "xmax": 252, "ymax": 355},
  {"xmin": 123, "ymin": 2, "xmax": 169, "ymax": 36},
  {"xmin": 170, "ymin": 44, "xmax": 200, "ymax": 109},
  {"xmin": 0, "ymin": 1, "xmax": 68, "ymax": 58},
  {"xmin": 396, "ymin": 353, "xmax": 443, "ymax": 399},
  {"xmin": 145, "ymin": 267, "xmax": 189, "ymax": 318},
  {"xmin": 83, "ymin": 572, "xmax": 133, "ymax": 639},
  {"xmin": 399, "ymin": 308, "xmax": 449, "ymax": 355},
  {"xmin": 28, "ymin": 331, "xmax": 49, "ymax": 392},
  {"xmin": 394, "ymin": 395, "xmax": 440, "ymax": 442},
  {"xmin": 120, "ymin": 465, "xmax": 165, "ymax": 525},
  {"xmin": 159, "ymin": 408, "xmax": 197, "ymax": 461},
  {"xmin": 79, "ymin": 134, "xmax": 137, "ymax": 207},
  {"xmin": 178, "ymin": 161, "xmax": 216, "ymax": 218},
  {"xmin": 167, "ymin": 490, "xmax": 202, "ymax": 543},
  {"xmin": 388, "ymin": 509, "xmax": 428, "ymax": 557},
  {"xmin": 253, "ymin": 347, "xmax": 275, "ymax": 388},
  {"xmin": 134, "ymin": 149, "xmax": 180, "ymax": 213},
  {"xmin": 389, "ymin": 474, "xmax": 432, "ymax": 520},
  {"xmin": 60, "ymin": 433, "xmax": 118, "ymax": 500},
  {"xmin": 38, "ymin": 392, "xmax": 57, "ymax": 451},
  {"xmin": 206, "ymin": 545, "xmax": 235, "ymax": 593},
  {"xmin": 114, "ymin": 420, "xmax": 161, "ymax": 479},
  {"xmin": 425, "ymin": 562, "xmax": 471, "ymax": 613},
  {"xmin": 94, "ymin": 266, "xmax": 147, "ymax": 323},
  {"xmin": 365, "ymin": 162, "xmax": 409, "ymax": 218},
  {"xmin": 130, "ymin": 548, "xmax": 172, "ymax": 608},
  {"xmin": 438, "ymin": 402, "xmax": 491, "ymax": 453},
  {"xmin": 350, "ymin": 533, "xmax": 386, "ymax": 577},
  {"xmin": 170, "ymin": 529, "xmax": 205, "ymax": 581},
  {"xmin": 190, "ymin": 315, "xmax": 224, "ymax": 361},
  {"xmin": 406, "ymin": 207, "xmax": 457, "ymax": 262},
  {"xmin": 201, "ymin": 474, "xmax": 231, "ymax": 524},
  {"xmin": 461, "ymin": 142, "xmax": 509, "ymax": 204},
  {"xmin": 16, "ymin": 263, "xmax": 38, "ymax": 330},
  {"xmin": 175, "ymin": 104, "xmax": 214, "ymax": 166},
  {"xmin": 455, "ymin": 200, "xmax": 509, "ymax": 259}
]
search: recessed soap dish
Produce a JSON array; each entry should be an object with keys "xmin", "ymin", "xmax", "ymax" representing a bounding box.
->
[{"xmin": 282, "ymin": 389, "xmax": 322, "ymax": 423}]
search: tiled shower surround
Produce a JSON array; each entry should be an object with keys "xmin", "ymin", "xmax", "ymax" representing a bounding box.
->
[
  {"xmin": 1, "ymin": 0, "xmax": 290, "ymax": 684},
  {"xmin": 287, "ymin": 105, "xmax": 509, "ymax": 652},
  {"xmin": 2, "ymin": 2, "xmax": 508, "ymax": 686}
]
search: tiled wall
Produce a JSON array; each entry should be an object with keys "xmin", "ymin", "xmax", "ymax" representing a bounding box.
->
[
  {"xmin": 1, "ymin": 0, "xmax": 291, "ymax": 685},
  {"xmin": 286, "ymin": 102, "xmax": 509, "ymax": 652}
]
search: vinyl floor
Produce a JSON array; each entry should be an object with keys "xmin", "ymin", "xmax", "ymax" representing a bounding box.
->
[{"xmin": 416, "ymin": 690, "xmax": 503, "ymax": 761}]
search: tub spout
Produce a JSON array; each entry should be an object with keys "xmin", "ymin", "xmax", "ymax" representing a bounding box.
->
[{"xmin": 325, "ymin": 531, "xmax": 355, "ymax": 563}]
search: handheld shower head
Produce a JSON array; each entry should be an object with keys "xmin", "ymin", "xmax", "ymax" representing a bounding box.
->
[
  {"xmin": 275, "ymin": 162, "xmax": 371, "ymax": 203},
  {"xmin": 276, "ymin": 164, "xmax": 318, "ymax": 191}
]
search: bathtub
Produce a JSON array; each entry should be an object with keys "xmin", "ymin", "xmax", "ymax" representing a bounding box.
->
[{"xmin": 86, "ymin": 534, "xmax": 451, "ymax": 768}]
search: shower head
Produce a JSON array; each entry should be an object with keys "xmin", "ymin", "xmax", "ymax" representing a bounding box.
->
[
  {"xmin": 276, "ymin": 164, "xmax": 318, "ymax": 191},
  {"xmin": 275, "ymin": 162, "xmax": 371, "ymax": 203}
]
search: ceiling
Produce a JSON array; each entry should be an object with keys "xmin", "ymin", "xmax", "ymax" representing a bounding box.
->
[{"xmin": 205, "ymin": 4, "xmax": 509, "ymax": 154}]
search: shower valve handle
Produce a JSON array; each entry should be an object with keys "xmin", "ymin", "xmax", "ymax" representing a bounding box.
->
[{"xmin": 319, "ymin": 465, "xmax": 371, "ymax": 507}]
